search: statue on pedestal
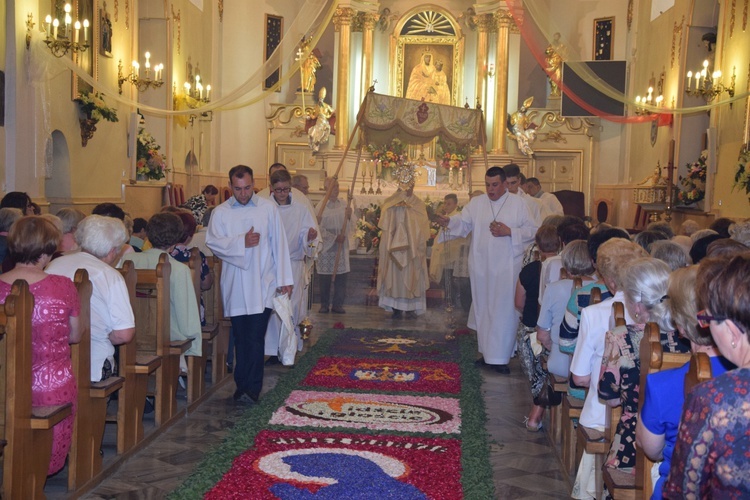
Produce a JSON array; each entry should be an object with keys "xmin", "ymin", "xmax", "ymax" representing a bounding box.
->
[
  {"xmin": 299, "ymin": 37, "xmax": 321, "ymax": 93},
  {"xmin": 508, "ymin": 97, "xmax": 538, "ymax": 157},
  {"xmin": 308, "ymin": 87, "xmax": 334, "ymax": 153},
  {"xmin": 545, "ymin": 33, "xmax": 566, "ymax": 98}
]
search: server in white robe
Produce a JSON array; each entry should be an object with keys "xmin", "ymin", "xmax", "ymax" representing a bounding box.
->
[
  {"xmin": 264, "ymin": 169, "xmax": 319, "ymax": 359},
  {"xmin": 206, "ymin": 165, "xmax": 293, "ymax": 403},
  {"xmin": 257, "ymin": 162, "xmax": 318, "ymax": 228},
  {"xmin": 438, "ymin": 166, "xmax": 538, "ymax": 373}
]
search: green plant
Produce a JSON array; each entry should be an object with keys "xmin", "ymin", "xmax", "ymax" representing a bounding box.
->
[{"xmin": 733, "ymin": 146, "xmax": 750, "ymax": 200}]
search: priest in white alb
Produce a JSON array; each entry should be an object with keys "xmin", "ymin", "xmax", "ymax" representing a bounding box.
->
[
  {"xmin": 436, "ymin": 165, "xmax": 538, "ymax": 373},
  {"xmin": 264, "ymin": 169, "xmax": 319, "ymax": 363}
]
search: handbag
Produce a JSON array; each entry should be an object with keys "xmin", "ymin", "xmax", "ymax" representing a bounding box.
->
[{"xmin": 533, "ymin": 376, "xmax": 563, "ymax": 408}]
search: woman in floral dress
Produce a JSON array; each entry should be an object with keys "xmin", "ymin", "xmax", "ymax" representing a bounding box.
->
[
  {"xmin": 0, "ymin": 217, "xmax": 80, "ymax": 475},
  {"xmin": 598, "ymin": 258, "xmax": 689, "ymax": 475}
]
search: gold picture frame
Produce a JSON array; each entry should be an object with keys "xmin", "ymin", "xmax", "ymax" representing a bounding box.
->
[
  {"xmin": 593, "ymin": 17, "xmax": 614, "ymax": 60},
  {"xmin": 390, "ymin": 7, "xmax": 463, "ymax": 107},
  {"xmin": 71, "ymin": 0, "xmax": 97, "ymax": 99}
]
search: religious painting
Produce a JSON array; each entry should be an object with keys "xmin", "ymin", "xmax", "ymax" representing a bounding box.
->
[
  {"xmin": 392, "ymin": 7, "xmax": 463, "ymax": 107},
  {"xmin": 71, "ymin": 0, "xmax": 96, "ymax": 99},
  {"xmin": 100, "ymin": 2, "xmax": 113, "ymax": 58},
  {"xmin": 264, "ymin": 14, "xmax": 283, "ymax": 91},
  {"xmin": 594, "ymin": 17, "xmax": 614, "ymax": 60}
]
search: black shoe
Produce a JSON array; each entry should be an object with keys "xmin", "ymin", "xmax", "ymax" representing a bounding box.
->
[
  {"xmin": 391, "ymin": 309, "xmax": 403, "ymax": 319},
  {"xmin": 233, "ymin": 389, "xmax": 258, "ymax": 404},
  {"xmin": 474, "ymin": 357, "xmax": 486, "ymax": 367},
  {"xmin": 494, "ymin": 364, "xmax": 510, "ymax": 375},
  {"xmin": 318, "ymin": 306, "xmax": 329, "ymax": 313},
  {"xmin": 265, "ymin": 356, "xmax": 281, "ymax": 366}
]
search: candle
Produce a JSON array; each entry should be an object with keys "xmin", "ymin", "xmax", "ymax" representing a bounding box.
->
[
  {"xmin": 52, "ymin": 18, "xmax": 59, "ymax": 39},
  {"xmin": 133, "ymin": 61, "xmax": 140, "ymax": 77},
  {"xmin": 74, "ymin": 21, "xmax": 80, "ymax": 44},
  {"xmin": 197, "ymin": 82, "xmax": 203, "ymax": 100},
  {"xmin": 686, "ymin": 71, "xmax": 692, "ymax": 91},
  {"xmin": 184, "ymin": 82, "xmax": 191, "ymax": 96},
  {"xmin": 83, "ymin": 19, "xmax": 89, "ymax": 42},
  {"xmin": 65, "ymin": 13, "xmax": 71, "ymax": 38},
  {"xmin": 45, "ymin": 15, "xmax": 52, "ymax": 37},
  {"xmin": 206, "ymin": 84, "xmax": 211, "ymax": 100}
]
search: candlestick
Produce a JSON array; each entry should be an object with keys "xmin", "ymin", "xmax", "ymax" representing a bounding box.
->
[
  {"xmin": 360, "ymin": 168, "xmax": 367, "ymax": 194},
  {"xmin": 206, "ymin": 84, "xmax": 211, "ymax": 100},
  {"xmin": 52, "ymin": 18, "xmax": 59, "ymax": 39},
  {"xmin": 83, "ymin": 19, "xmax": 89, "ymax": 41},
  {"xmin": 368, "ymin": 171, "xmax": 375, "ymax": 194},
  {"xmin": 686, "ymin": 71, "xmax": 692, "ymax": 91},
  {"xmin": 74, "ymin": 21, "xmax": 80, "ymax": 44},
  {"xmin": 45, "ymin": 15, "xmax": 52, "ymax": 37}
]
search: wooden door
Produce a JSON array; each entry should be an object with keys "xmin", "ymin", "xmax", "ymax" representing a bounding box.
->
[{"xmin": 531, "ymin": 150, "xmax": 583, "ymax": 192}]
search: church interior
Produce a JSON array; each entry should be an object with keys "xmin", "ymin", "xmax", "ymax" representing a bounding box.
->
[{"xmin": 2, "ymin": 0, "xmax": 750, "ymax": 498}]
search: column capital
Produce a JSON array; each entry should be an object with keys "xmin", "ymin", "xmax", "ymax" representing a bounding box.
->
[
  {"xmin": 493, "ymin": 9, "xmax": 514, "ymax": 29},
  {"xmin": 476, "ymin": 13, "xmax": 495, "ymax": 33},
  {"xmin": 333, "ymin": 7, "xmax": 357, "ymax": 31},
  {"xmin": 361, "ymin": 12, "xmax": 380, "ymax": 31}
]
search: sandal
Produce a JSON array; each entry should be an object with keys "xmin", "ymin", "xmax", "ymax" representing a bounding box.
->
[{"xmin": 523, "ymin": 416, "xmax": 543, "ymax": 432}]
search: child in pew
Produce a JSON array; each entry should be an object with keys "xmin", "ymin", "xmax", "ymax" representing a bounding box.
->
[
  {"xmin": 636, "ymin": 265, "xmax": 734, "ymax": 500},
  {"xmin": 0, "ymin": 216, "xmax": 81, "ymax": 475},
  {"xmin": 124, "ymin": 213, "xmax": 202, "ymax": 376},
  {"xmin": 597, "ymin": 258, "xmax": 689, "ymax": 484},
  {"xmin": 47, "ymin": 215, "xmax": 136, "ymax": 382}
]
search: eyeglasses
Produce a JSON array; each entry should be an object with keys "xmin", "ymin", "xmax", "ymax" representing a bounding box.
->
[
  {"xmin": 273, "ymin": 187, "xmax": 291, "ymax": 194},
  {"xmin": 696, "ymin": 309, "xmax": 727, "ymax": 329}
]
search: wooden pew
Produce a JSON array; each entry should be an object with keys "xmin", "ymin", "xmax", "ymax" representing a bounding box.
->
[
  {"xmin": 186, "ymin": 249, "xmax": 207, "ymax": 404},
  {"xmin": 115, "ymin": 261, "xmax": 161, "ymax": 451},
  {"xmin": 635, "ymin": 323, "xmax": 692, "ymax": 498},
  {"xmin": 204, "ymin": 258, "xmax": 229, "ymax": 385},
  {"xmin": 68, "ymin": 270, "xmax": 124, "ymax": 491},
  {"xmin": 684, "ymin": 351, "xmax": 712, "ymax": 395},
  {"xmin": 131, "ymin": 254, "xmax": 189, "ymax": 426}
]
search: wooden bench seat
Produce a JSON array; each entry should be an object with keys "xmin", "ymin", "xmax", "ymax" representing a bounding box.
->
[
  {"xmin": 90, "ymin": 376, "xmax": 125, "ymax": 398},
  {"xmin": 603, "ymin": 467, "xmax": 636, "ymax": 500},
  {"xmin": 30, "ymin": 404, "xmax": 73, "ymax": 430}
]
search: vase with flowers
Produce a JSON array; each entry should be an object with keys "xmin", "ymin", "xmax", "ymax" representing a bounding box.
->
[
  {"xmin": 437, "ymin": 139, "xmax": 473, "ymax": 188},
  {"xmin": 677, "ymin": 149, "xmax": 707, "ymax": 205},
  {"xmin": 136, "ymin": 128, "xmax": 169, "ymax": 181},
  {"xmin": 74, "ymin": 91, "xmax": 118, "ymax": 146},
  {"xmin": 368, "ymin": 139, "xmax": 407, "ymax": 180}
]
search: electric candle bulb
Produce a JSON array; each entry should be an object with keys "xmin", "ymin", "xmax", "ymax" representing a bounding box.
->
[
  {"xmin": 74, "ymin": 20, "xmax": 80, "ymax": 43},
  {"xmin": 635, "ymin": 96, "xmax": 641, "ymax": 104},
  {"xmin": 64, "ymin": 3, "xmax": 71, "ymax": 13},
  {"xmin": 83, "ymin": 19, "xmax": 89, "ymax": 41},
  {"xmin": 45, "ymin": 15, "xmax": 52, "ymax": 36},
  {"xmin": 206, "ymin": 84, "xmax": 211, "ymax": 100},
  {"xmin": 52, "ymin": 18, "xmax": 59, "ymax": 39}
]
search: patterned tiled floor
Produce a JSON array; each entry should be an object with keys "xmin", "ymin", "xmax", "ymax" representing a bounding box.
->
[{"xmin": 74, "ymin": 305, "xmax": 571, "ymax": 499}]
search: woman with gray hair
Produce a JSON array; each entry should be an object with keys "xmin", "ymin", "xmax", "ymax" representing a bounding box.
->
[
  {"xmin": 46, "ymin": 215, "xmax": 136, "ymax": 382},
  {"xmin": 56, "ymin": 207, "xmax": 86, "ymax": 253},
  {"xmin": 597, "ymin": 258, "xmax": 689, "ymax": 477},
  {"xmin": 636, "ymin": 266, "xmax": 734, "ymax": 499},
  {"xmin": 728, "ymin": 219, "xmax": 750, "ymax": 246},
  {"xmin": 650, "ymin": 239, "xmax": 691, "ymax": 271}
]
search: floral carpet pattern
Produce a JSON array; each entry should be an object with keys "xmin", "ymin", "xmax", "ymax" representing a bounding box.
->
[
  {"xmin": 303, "ymin": 356, "xmax": 461, "ymax": 393},
  {"xmin": 171, "ymin": 328, "xmax": 494, "ymax": 499},
  {"xmin": 329, "ymin": 330, "xmax": 461, "ymax": 360},
  {"xmin": 270, "ymin": 390, "xmax": 462, "ymax": 434}
]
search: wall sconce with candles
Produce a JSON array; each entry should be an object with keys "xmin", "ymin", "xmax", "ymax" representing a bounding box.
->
[
  {"xmin": 184, "ymin": 75, "xmax": 211, "ymax": 103},
  {"xmin": 685, "ymin": 60, "xmax": 736, "ymax": 103},
  {"xmin": 34, "ymin": 3, "xmax": 90, "ymax": 57},
  {"xmin": 118, "ymin": 54, "xmax": 164, "ymax": 94},
  {"xmin": 634, "ymin": 72, "xmax": 666, "ymax": 115}
]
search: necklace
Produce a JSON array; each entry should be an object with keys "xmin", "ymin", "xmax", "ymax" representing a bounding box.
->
[{"xmin": 489, "ymin": 193, "xmax": 509, "ymax": 222}]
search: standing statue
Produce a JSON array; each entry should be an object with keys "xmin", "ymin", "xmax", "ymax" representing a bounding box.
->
[
  {"xmin": 507, "ymin": 97, "xmax": 538, "ymax": 157},
  {"xmin": 545, "ymin": 33, "xmax": 566, "ymax": 98},
  {"xmin": 308, "ymin": 87, "xmax": 334, "ymax": 153},
  {"xmin": 299, "ymin": 37, "xmax": 321, "ymax": 93}
]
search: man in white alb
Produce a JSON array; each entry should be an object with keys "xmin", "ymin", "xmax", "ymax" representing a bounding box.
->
[
  {"xmin": 436, "ymin": 165, "xmax": 538, "ymax": 373},
  {"xmin": 524, "ymin": 177, "xmax": 564, "ymax": 218}
]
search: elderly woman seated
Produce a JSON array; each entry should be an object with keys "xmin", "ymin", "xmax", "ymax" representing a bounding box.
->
[
  {"xmin": 664, "ymin": 254, "xmax": 750, "ymax": 499},
  {"xmin": 56, "ymin": 207, "xmax": 86, "ymax": 254},
  {"xmin": 597, "ymin": 258, "xmax": 689, "ymax": 479},
  {"xmin": 636, "ymin": 265, "xmax": 734, "ymax": 499},
  {"xmin": 170, "ymin": 211, "xmax": 213, "ymax": 325},
  {"xmin": 124, "ymin": 213, "xmax": 202, "ymax": 366},
  {"xmin": 47, "ymin": 215, "xmax": 136, "ymax": 382}
]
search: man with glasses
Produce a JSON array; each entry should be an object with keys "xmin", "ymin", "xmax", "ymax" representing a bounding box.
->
[
  {"xmin": 264, "ymin": 169, "xmax": 319, "ymax": 364},
  {"xmin": 206, "ymin": 165, "xmax": 294, "ymax": 404}
]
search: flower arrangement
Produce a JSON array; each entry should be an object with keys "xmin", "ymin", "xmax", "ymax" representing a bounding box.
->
[
  {"xmin": 368, "ymin": 138, "xmax": 407, "ymax": 177},
  {"xmin": 136, "ymin": 128, "xmax": 169, "ymax": 180},
  {"xmin": 356, "ymin": 203, "xmax": 382, "ymax": 250},
  {"xmin": 74, "ymin": 91, "xmax": 119, "ymax": 122},
  {"xmin": 677, "ymin": 149, "xmax": 707, "ymax": 205},
  {"xmin": 437, "ymin": 140, "xmax": 473, "ymax": 170},
  {"xmin": 733, "ymin": 146, "xmax": 750, "ymax": 201}
]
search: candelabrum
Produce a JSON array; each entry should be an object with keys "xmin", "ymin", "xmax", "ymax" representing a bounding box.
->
[
  {"xmin": 118, "ymin": 57, "xmax": 164, "ymax": 94},
  {"xmin": 35, "ymin": 4, "xmax": 90, "ymax": 58},
  {"xmin": 360, "ymin": 169, "xmax": 367, "ymax": 194},
  {"xmin": 685, "ymin": 61, "xmax": 736, "ymax": 103},
  {"xmin": 368, "ymin": 171, "xmax": 375, "ymax": 194},
  {"xmin": 634, "ymin": 72, "xmax": 666, "ymax": 115}
]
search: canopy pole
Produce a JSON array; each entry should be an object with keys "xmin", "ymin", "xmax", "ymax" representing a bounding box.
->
[{"xmin": 331, "ymin": 145, "xmax": 363, "ymax": 282}]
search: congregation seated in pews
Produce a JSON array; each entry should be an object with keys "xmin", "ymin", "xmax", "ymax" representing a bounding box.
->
[
  {"xmin": 0, "ymin": 189, "xmax": 231, "ymax": 496},
  {"xmin": 514, "ymin": 216, "xmax": 750, "ymax": 499}
]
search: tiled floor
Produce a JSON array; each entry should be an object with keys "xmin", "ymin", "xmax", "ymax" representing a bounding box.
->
[{"xmin": 78, "ymin": 305, "xmax": 572, "ymax": 499}]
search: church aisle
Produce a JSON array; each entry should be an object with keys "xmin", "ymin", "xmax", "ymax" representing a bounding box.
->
[{"xmin": 80, "ymin": 305, "xmax": 570, "ymax": 499}]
